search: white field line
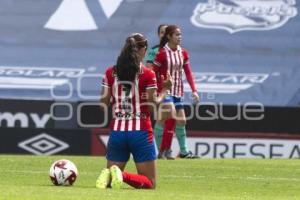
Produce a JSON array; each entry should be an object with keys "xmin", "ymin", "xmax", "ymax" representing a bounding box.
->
[
  {"xmin": 162, "ymin": 175, "xmax": 300, "ymax": 182},
  {"xmin": 2, "ymin": 169, "xmax": 300, "ymax": 182}
]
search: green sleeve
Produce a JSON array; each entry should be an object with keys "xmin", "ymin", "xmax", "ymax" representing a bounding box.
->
[{"xmin": 144, "ymin": 48, "xmax": 158, "ymax": 63}]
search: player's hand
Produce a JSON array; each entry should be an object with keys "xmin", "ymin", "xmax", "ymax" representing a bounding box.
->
[
  {"xmin": 192, "ymin": 91, "xmax": 200, "ymax": 102},
  {"xmin": 161, "ymin": 72, "xmax": 172, "ymax": 90}
]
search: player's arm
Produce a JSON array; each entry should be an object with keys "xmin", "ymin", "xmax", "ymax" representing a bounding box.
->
[
  {"xmin": 147, "ymin": 88, "xmax": 165, "ymax": 106},
  {"xmin": 100, "ymin": 69, "xmax": 112, "ymax": 108},
  {"xmin": 151, "ymin": 49, "xmax": 165, "ymax": 85},
  {"xmin": 183, "ymin": 62, "xmax": 197, "ymax": 93},
  {"xmin": 183, "ymin": 51, "xmax": 199, "ymax": 102},
  {"xmin": 100, "ymin": 85, "xmax": 111, "ymax": 107},
  {"xmin": 147, "ymin": 72, "xmax": 172, "ymax": 105},
  {"xmin": 145, "ymin": 63, "xmax": 154, "ymax": 70}
]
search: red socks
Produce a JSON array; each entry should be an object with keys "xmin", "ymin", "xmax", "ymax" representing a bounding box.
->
[
  {"xmin": 122, "ymin": 172, "xmax": 153, "ymax": 189},
  {"xmin": 160, "ymin": 118, "xmax": 176, "ymax": 151}
]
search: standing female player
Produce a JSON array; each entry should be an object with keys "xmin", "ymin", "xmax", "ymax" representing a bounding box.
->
[
  {"xmin": 153, "ymin": 25, "xmax": 200, "ymax": 158},
  {"xmin": 145, "ymin": 24, "xmax": 176, "ymax": 159},
  {"xmin": 145, "ymin": 24, "xmax": 167, "ymax": 68},
  {"xmin": 96, "ymin": 33, "xmax": 172, "ymax": 189}
]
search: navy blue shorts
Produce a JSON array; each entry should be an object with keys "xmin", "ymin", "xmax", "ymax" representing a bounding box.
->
[
  {"xmin": 106, "ymin": 130, "xmax": 156, "ymax": 163},
  {"xmin": 163, "ymin": 96, "xmax": 184, "ymax": 110}
]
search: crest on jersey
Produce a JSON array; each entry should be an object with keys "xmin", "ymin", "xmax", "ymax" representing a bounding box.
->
[{"xmin": 190, "ymin": 0, "xmax": 297, "ymax": 33}]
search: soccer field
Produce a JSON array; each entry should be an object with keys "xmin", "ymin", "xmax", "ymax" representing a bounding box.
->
[{"xmin": 0, "ymin": 155, "xmax": 299, "ymax": 200}]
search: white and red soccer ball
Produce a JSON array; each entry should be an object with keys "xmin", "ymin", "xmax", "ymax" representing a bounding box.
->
[{"xmin": 49, "ymin": 159, "xmax": 78, "ymax": 186}]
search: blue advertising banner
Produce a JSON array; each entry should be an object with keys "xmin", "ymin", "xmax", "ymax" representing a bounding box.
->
[{"xmin": 0, "ymin": 0, "xmax": 299, "ymax": 107}]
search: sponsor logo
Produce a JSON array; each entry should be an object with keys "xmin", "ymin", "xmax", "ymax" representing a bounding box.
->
[
  {"xmin": 0, "ymin": 66, "xmax": 84, "ymax": 90},
  {"xmin": 44, "ymin": 0, "xmax": 123, "ymax": 31},
  {"xmin": 99, "ymin": 135, "xmax": 109, "ymax": 147},
  {"xmin": 18, "ymin": 133, "xmax": 69, "ymax": 155},
  {"xmin": 184, "ymin": 72, "xmax": 269, "ymax": 93},
  {"xmin": 0, "ymin": 112, "xmax": 50, "ymax": 128},
  {"xmin": 191, "ymin": 137, "xmax": 300, "ymax": 159},
  {"xmin": 191, "ymin": 0, "xmax": 297, "ymax": 33},
  {"xmin": 0, "ymin": 66, "xmax": 84, "ymax": 78},
  {"xmin": 98, "ymin": 135, "xmax": 300, "ymax": 158}
]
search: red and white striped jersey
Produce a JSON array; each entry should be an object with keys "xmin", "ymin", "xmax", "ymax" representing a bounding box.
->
[
  {"xmin": 102, "ymin": 64, "xmax": 157, "ymax": 132},
  {"xmin": 153, "ymin": 44, "xmax": 190, "ymax": 97}
]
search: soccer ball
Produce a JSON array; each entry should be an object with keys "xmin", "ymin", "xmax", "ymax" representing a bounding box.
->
[{"xmin": 49, "ymin": 159, "xmax": 78, "ymax": 186}]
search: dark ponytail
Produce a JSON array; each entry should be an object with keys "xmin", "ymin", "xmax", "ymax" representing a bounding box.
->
[
  {"xmin": 159, "ymin": 25, "xmax": 179, "ymax": 48},
  {"xmin": 157, "ymin": 24, "xmax": 168, "ymax": 35},
  {"xmin": 115, "ymin": 33, "xmax": 147, "ymax": 89}
]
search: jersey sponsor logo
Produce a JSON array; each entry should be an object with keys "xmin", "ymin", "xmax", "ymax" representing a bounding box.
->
[
  {"xmin": 18, "ymin": 133, "xmax": 69, "ymax": 155},
  {"xmin": 114, "ymin": 112, "xmax": 147, "ymax": 120},
  {"xmin": 190, "ymin": 0, "xmax": 297, "ymax": 33},
  {"xmin": 184, "ymin": 72, "xmax": 269, "ymax": 93},
  {"xmin": 44, "ymin": 0, "xmax": 123, "ymax": 31}
]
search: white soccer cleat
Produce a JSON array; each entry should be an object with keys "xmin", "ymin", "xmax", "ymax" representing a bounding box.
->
[
  {"xmin": 110, "ymin": 165, "xmax": 123, "ymax": 189},
  {"xmin": 96, "ymin": 168, "xmax": 111, "ymax": 189}
]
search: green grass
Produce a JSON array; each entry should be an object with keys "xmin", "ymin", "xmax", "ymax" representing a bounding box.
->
[{"xmin": 0, "ymin": 155, "xmax": 300, "ymax": 200}]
